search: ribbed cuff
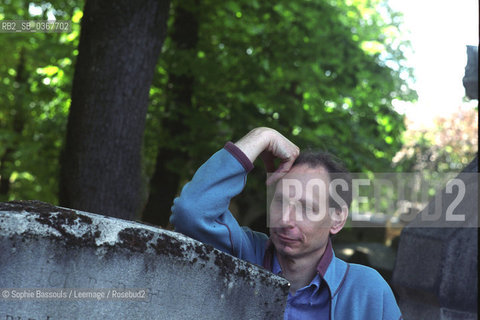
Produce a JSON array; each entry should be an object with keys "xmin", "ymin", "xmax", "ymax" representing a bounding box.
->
[{"xmin": 224, "ymin": 141, "xmax": 254, "ymax": 173}]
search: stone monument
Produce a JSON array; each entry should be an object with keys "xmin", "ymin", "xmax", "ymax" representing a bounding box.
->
[
  {"xmin": 462, "ymin": 45, "xmax": 478, "ymax": 100},
  {"xmin": 391, "ymin": 156, "xmax": 478, "ymax": 319},
  {"xmin": 0, "ymin": 201, "xmax": 289, "ymax": 320}
]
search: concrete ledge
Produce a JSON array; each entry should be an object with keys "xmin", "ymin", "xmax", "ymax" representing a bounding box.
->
[{"xmin": 0, "ymin": 201, "xmax": 289, "ymax": 320}]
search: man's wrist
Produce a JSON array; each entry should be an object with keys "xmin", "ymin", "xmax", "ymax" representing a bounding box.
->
[{"xmin": 224, "ymin": 142, "xmax": 254, "ymax": 172}]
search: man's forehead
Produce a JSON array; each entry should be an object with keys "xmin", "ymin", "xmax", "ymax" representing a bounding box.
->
[
  {"xmin": 280, "ymin": 165, "xmax": 330, "ymax": 183},
  {"xmin": 273, "ymin": 165, "xmax": 331, "ymax": 196}
]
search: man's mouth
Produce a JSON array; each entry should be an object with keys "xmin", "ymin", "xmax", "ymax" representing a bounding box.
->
[{"xmin": 276, "ymin": 233, "xmax": 298, "ymax": 243}]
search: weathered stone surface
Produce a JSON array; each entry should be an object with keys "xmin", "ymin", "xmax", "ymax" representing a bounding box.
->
[
  {"xmin": 392, "ymin": 156, "xmax": 478, "ymax": 319},
  {"xmin": 0, "ymin": 201, "xmax": 289, "ymax": 320}
]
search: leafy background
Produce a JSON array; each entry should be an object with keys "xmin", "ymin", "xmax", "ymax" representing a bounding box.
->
[{"xmin": 0, "ymin": 0, "xmax": 476, "ymax": 227}]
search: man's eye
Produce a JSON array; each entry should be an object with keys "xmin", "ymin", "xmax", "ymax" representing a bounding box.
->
[
  {"xmin": 304, "ymin": 206, "xmax": 318, "ymax": 214},
  {"xmin": 271, "ymin": 196, "xmax": 283, "ymax": 208}
]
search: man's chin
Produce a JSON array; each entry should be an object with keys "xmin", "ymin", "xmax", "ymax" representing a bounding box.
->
[
  {"xmin": 275, "ymin": 246, "xmax": 305, "ymax": 260},
  {"xmin": 273, "ymin": 239, "xmax": 300, "ymax": 255}
]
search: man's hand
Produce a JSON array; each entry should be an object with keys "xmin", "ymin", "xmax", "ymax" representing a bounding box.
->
[{"xmin": 234, "ymin": 127, "xmax": 300, "ymax": 185}]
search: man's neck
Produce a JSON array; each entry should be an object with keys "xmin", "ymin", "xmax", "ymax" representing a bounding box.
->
[{"xmin": 277, "ymin": 246, "xmax": 326, "ymax": 295}]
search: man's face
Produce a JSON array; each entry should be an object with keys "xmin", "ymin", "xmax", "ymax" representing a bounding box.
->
[{"xmin": 268, "ymin": 164, "xmax": 335, "ymax": 259}]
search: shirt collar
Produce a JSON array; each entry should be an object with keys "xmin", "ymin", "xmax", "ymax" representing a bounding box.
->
[
  {"xmin": 263, "ymin": 237, "xmax": 334, "ymax": 296},
  {"xmin": 317, "ymin": 237, "xmax": 333, "ymax": 277},
  {"xmin": 272, "ymin": 253, "xmax": 323, "ymax": 295},
  {"xmin": 263, "ymin": 237, "xmax": 334, "ymax": 278}
]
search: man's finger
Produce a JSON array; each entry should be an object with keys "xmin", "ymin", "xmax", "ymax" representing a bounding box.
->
[
  {"xmin": 265, "ymin": 158, "xmax": 296, "ymax": 185},
  {"xmin": 266, "ymin": 171, "xmax": 285, "ymax": 186},
  {"xmin": 276, "ymin": 156, "xmax": 296, "ymax": 173}
]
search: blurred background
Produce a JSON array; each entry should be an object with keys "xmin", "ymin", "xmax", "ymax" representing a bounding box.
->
[{"xmin": 0, "ymin": 0, "xmax": 478, "ymax": 284}]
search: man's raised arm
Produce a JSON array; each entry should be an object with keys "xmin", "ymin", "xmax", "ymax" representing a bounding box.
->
[{"xmin": 169, "ymin": 127, "xmax": 299, "ymax": 262}]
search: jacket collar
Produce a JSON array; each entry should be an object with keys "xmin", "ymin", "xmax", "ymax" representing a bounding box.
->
[{"xmin": 262, "ymin": 237, "xmax": 348, "ymax": 298}]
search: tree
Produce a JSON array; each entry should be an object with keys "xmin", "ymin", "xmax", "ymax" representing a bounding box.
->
[
  {"xmin": 0, "ymin": 48, "xmax": 27, "ymax": 198},
  {"xmin": 142, "ymin": 0, "xmax": 417, "ymax": 226},
  {"xmin": 0, "ymin": 0, "xmax": 81, "ymax": 203},
  {"xmin": 142, "ymin": 0, "xmax": 200, "ymax": 227},
  {"xmin": 394, "ymin": 106, "xmax": 478, "ymax": 172},
  {"xmin": 59, "ymin": 0, "xmax": 170, "ymax": 220},
  {"xmin": 2, "ymin": 0, "xmax": 417, "ymax": 227}
]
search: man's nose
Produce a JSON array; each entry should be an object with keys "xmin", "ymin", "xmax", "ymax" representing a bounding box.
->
[{"xmin": 280, "ymin": 203, "xmax": 299, "ymax": 227}]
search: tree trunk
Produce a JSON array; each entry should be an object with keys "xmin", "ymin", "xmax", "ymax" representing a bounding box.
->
[
  {"xmin": 59, "ymin": 0, "xmax": 170, "ymax": 220},
  {"xmin": 142, "ymin": 1, "xmax": 199, "ymax": 227}
]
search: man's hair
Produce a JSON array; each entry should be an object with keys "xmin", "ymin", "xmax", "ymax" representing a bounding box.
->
[{"xmin": 292, "ymin": 150, "xmax": 352, "ymax": 211}]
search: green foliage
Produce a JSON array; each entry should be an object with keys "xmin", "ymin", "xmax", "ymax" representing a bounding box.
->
[
  {"xmin": 353, "ymin": 108, "xmax": 479, "ymax": 217},
  {"xmin": 1, "ymin": 0, "xmax": 417, "ymax": 205},
  {"xmin": 146, "ymin": 0, "xmax": 416, "ymax": 179},
  {"xmin": 0, "ymin": 0, "xmax": 81, "ymax": 202},
  {"xmin": 394, "ymin": 107, "xmax": 478, "ymax": 173}
]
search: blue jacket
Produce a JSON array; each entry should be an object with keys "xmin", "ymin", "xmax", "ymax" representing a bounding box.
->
[{"xmin": 170, "ymin": 143, "xmax": 402, "ymax": 320}]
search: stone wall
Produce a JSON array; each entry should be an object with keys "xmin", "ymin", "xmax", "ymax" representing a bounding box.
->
[
  {"xmin": 392, "ymin": 156, "xmax": 478, "ymax": 319},
  {"xmin": 0, "ymin": 201, "xmax": 289, "ymax": 320}
]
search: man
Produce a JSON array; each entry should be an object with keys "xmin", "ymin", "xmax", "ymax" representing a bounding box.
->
[{"xmin": 170, "ymin": 127, "xmax": 402, "ymax": 319}]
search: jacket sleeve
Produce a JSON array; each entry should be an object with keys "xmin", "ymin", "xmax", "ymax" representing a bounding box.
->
[{"xmin": 169, "ymin": 142, "xmax": 268, "ymax": 264}]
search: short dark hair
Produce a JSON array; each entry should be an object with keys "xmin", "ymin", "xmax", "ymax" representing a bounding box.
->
[{"xmin": 292, "ymin": 150, "xmax": 352, "ymax": 211}]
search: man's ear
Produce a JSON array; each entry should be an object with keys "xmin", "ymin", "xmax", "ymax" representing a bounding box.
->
[{"xmin": 330, "ymin": 205, "xmax": 348, "ymax": 235}]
